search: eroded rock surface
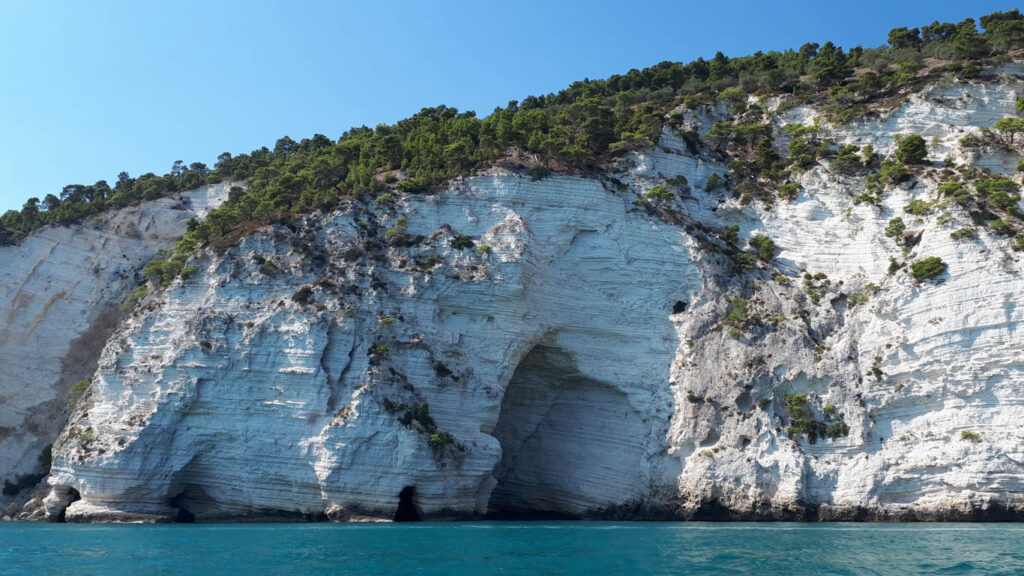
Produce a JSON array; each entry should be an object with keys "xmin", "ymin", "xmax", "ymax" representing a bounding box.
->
[
  {"xmin": 34, "ymin": 74, "xmax": 1024, "ymax": 521},
  {"xmin": 0, "ymin": 182, "xmax": 231, "ymax": 514}
]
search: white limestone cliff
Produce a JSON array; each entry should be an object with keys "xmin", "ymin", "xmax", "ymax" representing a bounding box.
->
[
  {"xmin": 0, "ymin": 182, "xmax": 231, "ymax": 517},
  {"xmin": 32, "ymin": 72, "xmax": 1024, "ymax": 521}
]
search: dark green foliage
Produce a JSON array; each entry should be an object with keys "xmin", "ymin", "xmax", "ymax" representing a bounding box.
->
[
  {"xmin": 665, "ymin": 174, "xmax": 688, "ymax": 188},
  {"xmin": 910, "ymin": 257, "xmax": 947, "ymax": 281},
  {"xmin": 778, "ymin": 182, "xmax": 801, "ymax": 200},
  {"xmin": 989, "ymin": 219, "xmax": 1013, "ymax": 236},
  {"xmin": 385, "ymin": 217, "xmax": 408, "ymax": 239},
  {"xmin": 2, "ymin": 9, "xmax": 1017, "ymax": 256},
  {"xmin": 734, "ymin": 253, "xmax": 758, "ymax": 269},
  {"xmin": 143, "ymin": 255, "xmax": 185, "ymax": 287},
  {"xmin": 879, "ymin": 160, "xmax": 910, "ymax": 184},
  {"xmin": 529, "ymin": 164, "xmax": 552, "ymax": 180},
  {"xmin": 121, "ymin": 285, "xmax": 149, "ymax": 311},
  {"xmin": 938, "ymin": 181, "xmax": 967, "ymax": 196},
  {"xmin": 705, "ymin": 173, "xmax": 724, "ymax": 192},
  {"xmin": 67, "ymin": 377, "xmax": 91, "ymax": 410},
  {"xmin": 848, "ymin": 293, "xmax": 869, "ymax": 307},
  {"xmin": 960, "ymin": 430, "xmax": 982, "ymax": 443},
  {"xmin": 258, "ymin": 259, "xmax": 280, "ymax": 276},
  {"xmin": 888, "ymin": 27, "xmax": 922, "ymax": 48},
  {"xmin": 950, "ymin": 227, "xmax": 976, "ymax": 240},
  {"xmin": 38, "ymin": 444, "xmax": 53, "ymax": 468},
  {"xmin": 975, "ymin": 178, "xmax": 1020, "ymax": 212},
  {"xmin": 830, "ymin": 145, "xmax": 864, "ymax": 175},
  {"xmin": 785, "ymin": 393, "xmax": 808, "ymax": 409},
  {"xmin": 2, "ymin": 473, "xmax": 46, "ymax": 496},
  {"xmin": 719, "ymin": 224, "xmax": 739, "ymax": 244},
  {"xmin": 980, "ymin": 10, "xmax": 1024, "ymax": 52},
  {"xmin": 785, "ymin": 124, "xmax": 823, "ymax": 170},
  {"xmin": 644, "ymin": 185, "xmax": 675, "ymax": 201},
  {"xmin": 292, "ymin": 285, "xmax": 314, "ymax": 305},
  {"xmin": 749, "ymin": 235, "xmax": 776, "ymax": 260},
  {"xmin": 994, "ymin": 117, "xmax": 1024, "ymax": 144},
  {"xmin": 428, "ymin": 432, "xmax": 455, "ymax": 451},
  {"xmin": 1012, "ymin": 233, "xmax": 1024, "ymax": 251},
  {"xmin": 903, "ymin": 199, "xmax": 932, "ymax": 215},
  {"xmin": 450, "ymin": 234, "xmax": 475, "ymax": 250},
  {"xmin": 725, "ymin": 297, "xmax": 749, "ymax": 325},
  {"xmin": 398, "ymin": 402, "xmax": 436, "ymax": 432},
  {"xmin": 784, "ymin": 393, "xmax": 848, "ymax": 443},
  {"xmin": 888, "ymin": 257, "xmax": 903, "ymax": 276},
  {"xmin": 825, "ymin": 421, "xmax": 850, "ymax": 439},
  {"xmin": 895, "ymin": 134, "xmax": 928, "ymax": 164},
  {"xmin": 885, "ymin": 217, "xmax": 907, "ymax": 242},
  {"xmin": 369, "ymin": 345, "xmax": 389, "ymax": 364}
]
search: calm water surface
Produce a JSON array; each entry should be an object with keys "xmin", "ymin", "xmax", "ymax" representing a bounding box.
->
[{"xmin": 0, "ymin": 522, "xmax": 1020, "ymax": 575}]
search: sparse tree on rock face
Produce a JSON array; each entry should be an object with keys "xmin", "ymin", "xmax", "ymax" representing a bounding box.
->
[
  {"xmin": 895, "ymin": 134, "xmax": 928, "ymax": 164},
  {"xmin": 910, "ymin": 256, "xmax": 947, "ymax": 282},
  {"xmin": 749, "ymin": 235, "xmax": 777, "ymax": 261},
  {"xmin": 994, "ymin": 117, "xmax": 1024, "ymax": 145}
]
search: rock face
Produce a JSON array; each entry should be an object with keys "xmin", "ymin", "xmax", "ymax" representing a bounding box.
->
[
  {"xmin": 38, "ymin": 72, "xmax": 1024, "ymax": 522},
  {"xmin": 0, "ymin": 182, "xmax": 231, "ymax": 512}
]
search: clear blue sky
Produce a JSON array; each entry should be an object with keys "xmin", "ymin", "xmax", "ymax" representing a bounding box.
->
[{"xmin": 0, "ymin": 0, "xmax": 1019, "ymax": 211}]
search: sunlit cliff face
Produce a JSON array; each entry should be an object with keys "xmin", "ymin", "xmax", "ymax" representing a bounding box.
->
[{"xmin": 5, "ymin": 72, "xmax": 1024, "ymax": 523}]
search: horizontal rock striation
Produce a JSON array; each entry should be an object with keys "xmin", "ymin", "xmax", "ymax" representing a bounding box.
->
[
  {"xmin": 39, "ymin": 73, "xmax": 1024, "ymax": 522},
  {"xmin": 0, "ymin": 182, "xmax": 232, "ymax": 515}
]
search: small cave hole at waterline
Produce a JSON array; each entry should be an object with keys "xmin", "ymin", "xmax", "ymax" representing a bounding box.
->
[{"xmin": 394, "ymin": 486, "xmax": 422, "ymax": 522}]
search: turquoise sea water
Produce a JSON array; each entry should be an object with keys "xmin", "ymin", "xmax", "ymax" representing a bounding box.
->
[{"xmin": 0, "ymin": 522, "xmax": 1021, "ymax": 575}]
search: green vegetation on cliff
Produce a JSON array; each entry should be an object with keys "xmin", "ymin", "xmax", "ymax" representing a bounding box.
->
[{"xmin": 2, "ymin": 9, "xmax": 1023, "ymax": 254}]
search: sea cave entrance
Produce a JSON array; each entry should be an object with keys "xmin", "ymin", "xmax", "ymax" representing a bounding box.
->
[
  {"xmin": 394, "ymin": 486, "xmax": 422, "ymax": 522},
  {"xmin": 487, "ymin": 344, "xmax": 647, "ymax": 518}
]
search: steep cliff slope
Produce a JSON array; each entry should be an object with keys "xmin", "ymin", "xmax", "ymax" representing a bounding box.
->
[
  {"xmin": 0, "ymin": 182, "xmax": 231, "ymax": 515},
  {"xmin": 38, "ymin": 70, "xmax": 1024, "ymax": 522}
]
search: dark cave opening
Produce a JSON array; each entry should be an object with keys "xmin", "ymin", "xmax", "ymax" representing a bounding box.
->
[
  {"xmin": 50, "ymin": 487, "xmax": 81, "ymax": 523},
  {"xmin": 394, "ymin": 486, "xmax": 422, "ymax": 522},
  {"xmin": 487, "ymin": 344, "xmax": 647, "ymax": 519},
  {"xmin": 168, "ymin": 489, "xmax": 197, "ymax": 523}
]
